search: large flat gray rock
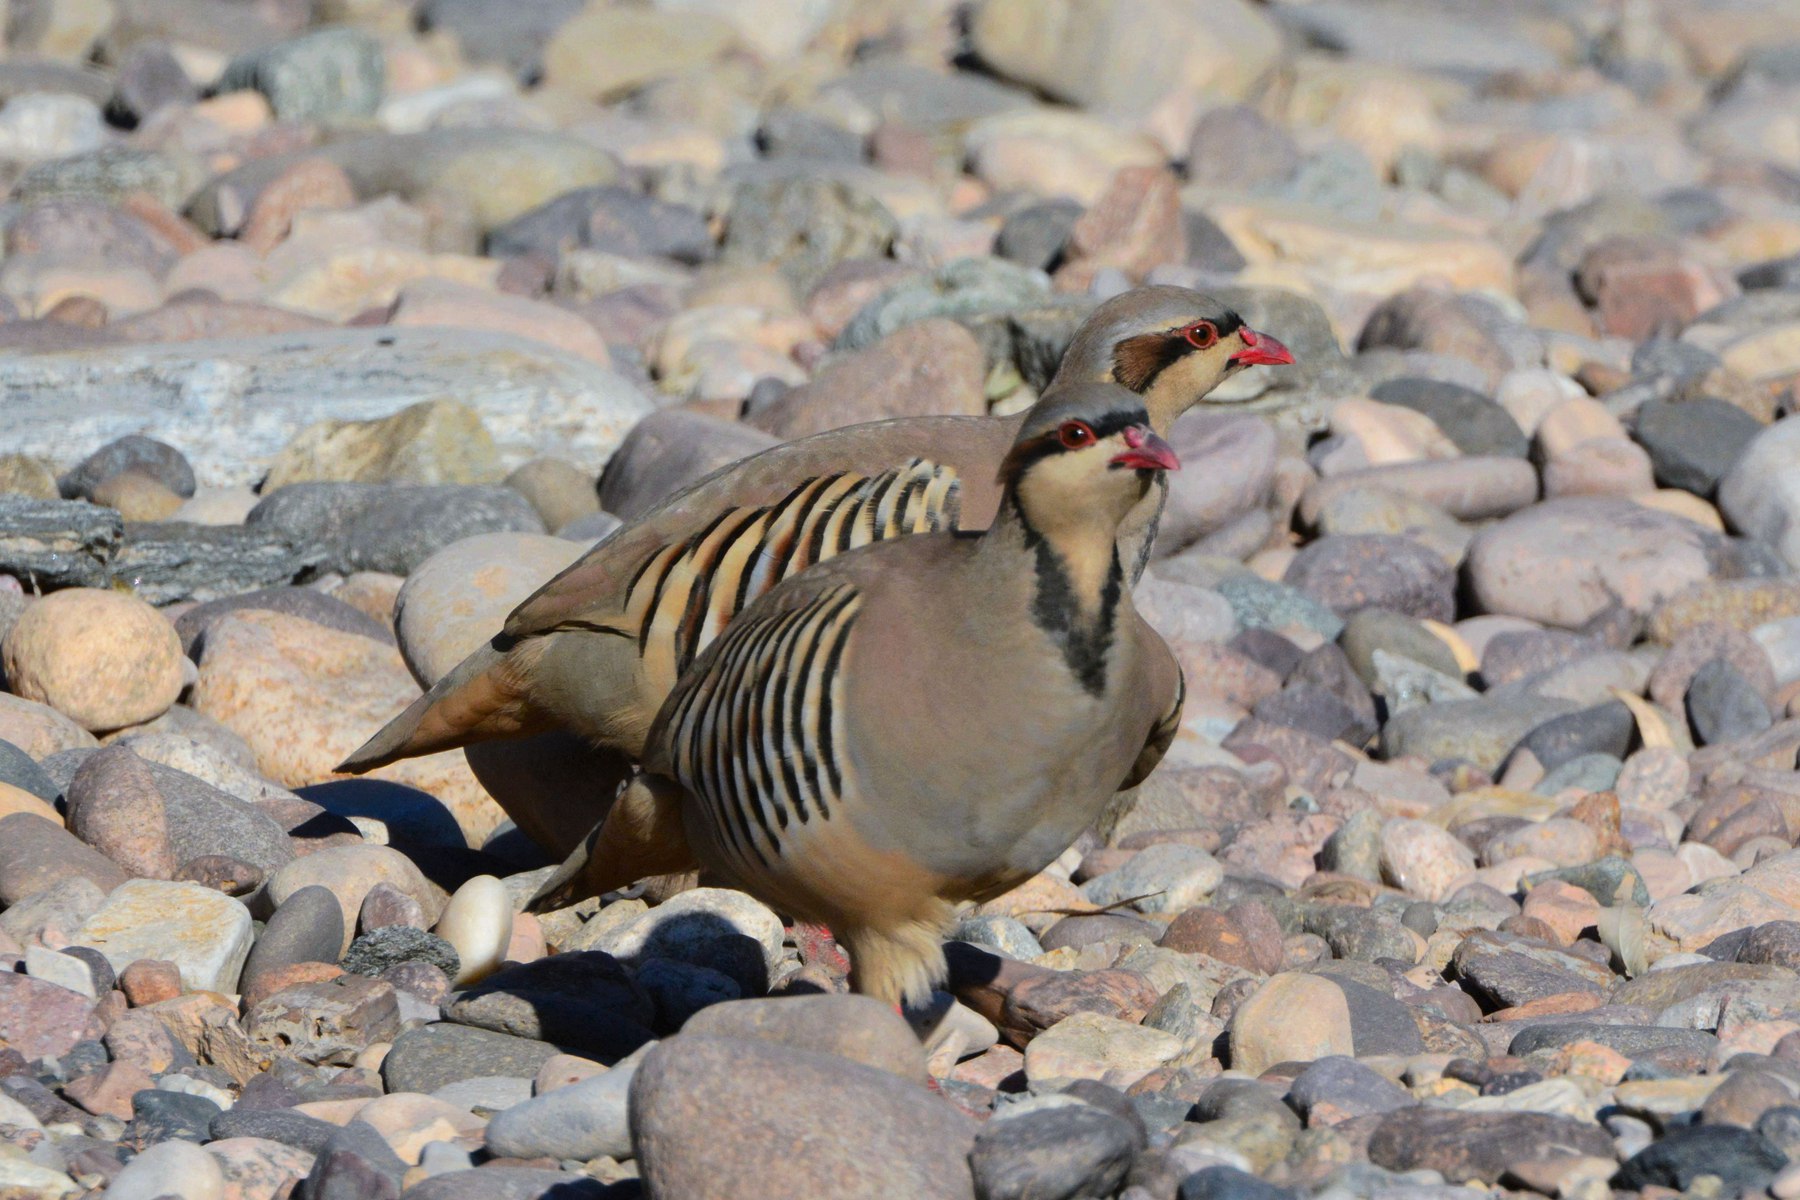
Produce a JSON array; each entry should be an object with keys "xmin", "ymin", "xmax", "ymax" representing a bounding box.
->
[
  {"xmin": 0, "ymin": 328, "xmax": 656, "ymax": 486},
  {"xmin": 0, "ymin": 497, "xmax": 122, "ymax": 589}
]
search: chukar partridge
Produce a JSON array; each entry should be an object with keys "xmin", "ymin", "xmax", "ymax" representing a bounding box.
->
[
  {"xmin": 340, "ymin": 288, "xmax": 1287, "ymax": 794},
  {"xmin": 533, "ymin": 382, "xmax": 1186, "ymax": 1006}
]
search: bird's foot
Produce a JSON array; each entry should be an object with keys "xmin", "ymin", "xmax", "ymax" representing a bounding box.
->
[{"xmin": 790, "ymin": 921, "xmax": 852, "ymax": 977}]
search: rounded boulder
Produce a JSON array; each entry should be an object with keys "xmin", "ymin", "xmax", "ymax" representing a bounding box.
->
[
  {"xmin": 2, "ymin": 588, "xmax": 185, "ymax": 732},
  {"xmin": 394, "ymin": 532, "xmax": 585, "ymax": 687},
  {"xmin": 632, "ymin": 1034, "xmax": 977, "ymax": 1200}
]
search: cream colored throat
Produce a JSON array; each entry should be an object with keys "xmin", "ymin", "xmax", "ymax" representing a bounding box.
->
[{"xmin": 1013, "ymin": 516, "xmax": 1124, "ymax": 699}]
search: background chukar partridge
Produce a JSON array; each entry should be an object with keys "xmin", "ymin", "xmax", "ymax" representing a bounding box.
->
[
  {"xmin": 530, "ymin": 381, "xmax": 1186, "ymax": 1006},
  {"xmin": 339, "ymin": 288, "xmax": 1286, "ymax": 818}
]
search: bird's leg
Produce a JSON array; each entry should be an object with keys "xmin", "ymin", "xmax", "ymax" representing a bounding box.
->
[{"xmin": 837, "ymin": 918, "xmax": 951, "ymax": 1011}]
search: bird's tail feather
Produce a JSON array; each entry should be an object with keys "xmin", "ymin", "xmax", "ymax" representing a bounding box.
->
[
  {"xmin": 336, "ymin": 639, "xmax": 539, "ymax": 774},
  {"xmin": 527, "ymin": 771, "xmax": 698, "ymax": 912}
]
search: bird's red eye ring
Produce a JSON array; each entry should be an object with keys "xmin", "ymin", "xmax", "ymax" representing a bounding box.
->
[
  {"xmin": 1058, "ymin": 420, "xmax": 1096, "ymax": 449},
  {"xmin": 1183, "ymin": 321, "xmax": 1218, "ymax": 349}
]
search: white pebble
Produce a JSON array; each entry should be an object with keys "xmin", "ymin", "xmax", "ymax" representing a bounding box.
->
[
  {"xmin": 107, "ymin": 1139, "xmax": 224, "ymax": 1200},
  {"xmin": 419, "ymin": 1140, "xmax": 476, "ymax": 1178},
  {"xmin": 0, "ymin": 1158, "xmax": 76, "ymax": 1196},
  {"xmin": 23, "ymin": 946, "xmax": 95, "ymax": 998},
  {"xmin": 433, "ymin": 874, "xmax": 513, "ymax": 986},
  {"xmin": 157, "ymin": 1072, "xmax": 235, "ymax": 1110},
  {"xmin": 0, "ymin": 1095, "xmax": 42, "ymax": 1132}
]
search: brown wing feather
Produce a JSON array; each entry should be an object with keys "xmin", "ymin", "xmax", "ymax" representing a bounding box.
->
[
  {"xmin": 503, "ymin": 415, "xmax": 1013, "ymax": 642},
  {"xmin": 345, "ymin": 417, "xmax": 1016, "ymax": 777},
  {"xmin": 1122, "ymin": 657, "xmax": 1184, "ymax": 791}
]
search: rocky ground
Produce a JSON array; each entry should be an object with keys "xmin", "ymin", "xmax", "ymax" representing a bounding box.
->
[{"xmin": 4, "ymin": 0, "xmax": 1800, "ymax": 1198}]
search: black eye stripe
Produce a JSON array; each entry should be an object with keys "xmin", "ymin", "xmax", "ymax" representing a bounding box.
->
[
  {"xmin": 1172, "ymin": 310, "xmax": 1244, "ymax": 342},
  {"xmin": 1002, "ymin": 408, "xmax": 1150, "ymax": 480},
  {"xmin": 1078, "ymin": 411, "xmax": 1144, "ymax": 441}
]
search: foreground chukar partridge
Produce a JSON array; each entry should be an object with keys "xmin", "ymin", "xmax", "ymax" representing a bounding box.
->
[
  {"xmin": 340, "ymin": 288, "xmax": 1286, "ymax": 799},
  {"xmin": 531, "ymin": 382, "xmax": 1186, "ymax": 1006}
]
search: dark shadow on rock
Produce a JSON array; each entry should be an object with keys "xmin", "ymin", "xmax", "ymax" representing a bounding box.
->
[
  {"xmin": 296, "ymin": 778, "xmax": 466, "ymax": 853},
  {"xmin": 404, "ymin": 845, "xmax": 519, "ymax": 894},
  {"xmin": 480, "ymin": 821, "xmax": 555, "ymax": 872},
  {"xmin": 294, "ymin": 778, "xmax": 520, "ymax": 891},
  {"xmin": 445, "ymin": 950, "xmax": 657, "ymax": 1064},
  {"xmin": 615, "ymin": 910, "xmax": 771, "ymax": 996},
  {"xmin": 943, "ymin": 940, "xmax": 1010, "ymax": 1024},
  {"xmin": 283, "ymin": 809, "xmax": 363, "ymax": 844}
]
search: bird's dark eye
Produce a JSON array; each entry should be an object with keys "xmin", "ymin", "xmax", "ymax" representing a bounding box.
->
[
  {"xmin": 1183, "ymin": 321, "xmax": 1218, "ymax": 349},
  {"xmin": 1058, "ymin": 421, "xmax": 1096, "ymax": 449}
]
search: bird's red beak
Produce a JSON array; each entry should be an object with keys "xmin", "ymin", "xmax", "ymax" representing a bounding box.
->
[
  {"xmin": 1110, "ymin": 426, "xmax": 1180, "ymax": 472},
  {"xmin": 1227, "ymin": 326, "xmax": 1294, "ymax": 368}
]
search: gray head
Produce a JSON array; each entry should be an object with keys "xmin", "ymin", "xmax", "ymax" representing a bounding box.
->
[
  {"xmin": 1000, "ymin": 382, "xmax": 1180, "ymax": 528},
  {"xmin": 1048, "ymin": 286, "xmax": 1294, "ymax": 432}
]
